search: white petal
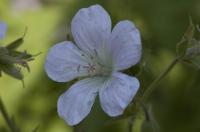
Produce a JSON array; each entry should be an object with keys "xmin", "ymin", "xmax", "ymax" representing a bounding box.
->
[
  {"xmin": 57, "ymin": 77, "xmax": 105, "ymax": 126},
  {"xmin": 71, "ymin": 4, "xmax": 111, "ymax": 55},
  {"xmin": 109, "ymin": 20, "xmax": 142, "ymax": 71},
  {"xmin": 45, "ymin": 41, "xmax": 90, "ymax": 82},
  {"xmin": 0, "ymin": 22, "xmax": 7, "ymax": 39},
  {"xmin": 99, "ymin": 72, "xmax": 140, "ymax": 116}
]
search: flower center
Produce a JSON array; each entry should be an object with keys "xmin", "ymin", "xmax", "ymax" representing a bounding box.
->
[{"xmin": 77, "ymin": 50, "xmax": 112, "ymax": 77}]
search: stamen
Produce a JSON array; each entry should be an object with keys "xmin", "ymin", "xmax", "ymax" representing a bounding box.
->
[
  {"xmin": 81, "ymin": 63, "xmax": 97, "ymax": 75},
  {"xmin": 77, "ymin": 51, "xmax": 111, "ymax": 76},
  {"xmin": 88, "ymin": 63, "xmax": 95, "ymax": 72}
]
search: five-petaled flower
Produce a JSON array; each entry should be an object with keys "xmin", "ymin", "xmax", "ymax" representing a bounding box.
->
[
  {"xmin": 0, "ymin": 22, "xmax": 7, "ymax": 39},
  {"xmin": 45, "ymin": 4, "xmax": 142, "ymax": 126}
]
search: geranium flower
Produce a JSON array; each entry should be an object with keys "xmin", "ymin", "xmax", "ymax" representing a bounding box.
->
[
  {"xmin": 0, "ymin": 22, "xmax": 7, "ymax": 39},
  {"xmin": 45, "ymin": 4, "xmax": 142, "ymax": 126}
]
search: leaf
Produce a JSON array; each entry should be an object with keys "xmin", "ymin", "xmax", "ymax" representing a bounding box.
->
[
  {"xmin": 176, "ymin": 16, "xmax": 195, "ymax": 58},
  {"xmin": 183, "ymin": 16, "xmax": 195, "ymax": 43},
  {"xmin": 15, "ymin": 51, "xmax": 33, "ymax": 60},
  {"xmin": 0, "ymin": 54, "xmax": 18, "ymax": 64},
  {"xmin": 6, "ymin": 27, "xmax": 27, "ymax": 50},
  {"xmin": 0, "ymin": 64, "xmax": 23, "ymax": 80},
  {"xmin": 6, "ymin": 38, "xmax": 24, "ymax": 50},
  {"xmin": 0, "ymin": 46, "xmax": 9, "ymax": 55}
]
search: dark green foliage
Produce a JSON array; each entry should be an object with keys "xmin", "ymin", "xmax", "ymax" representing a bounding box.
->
[{"xmin": 0, "ymin": 33, "xmax": 35, "ymax": 80}]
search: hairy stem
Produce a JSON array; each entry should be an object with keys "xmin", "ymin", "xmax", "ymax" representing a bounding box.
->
[
  {"xmin": 127, "ymin": 57, "xmax": 179, "ymax": 132},
  {"xmin": 142, "ymin": 57, "xmax": 179, "ymax": 102},
  {"xmin": 0, "ymin": 97, "xmax": 19, "ymax": 132}
]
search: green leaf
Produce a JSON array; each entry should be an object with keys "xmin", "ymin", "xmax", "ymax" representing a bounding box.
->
[
  {"xmin": 176, "ymin": 16, "xmax": 195, "ymax": 59},
  {"xmin": 183, "ymin": 16, "xmax": 195, "ymax": 43},
  {"xmin": 0, "ymin": 54, "xmax": 18, "ymax": 64},
  {"xmin": 6, "ymin": 27, "xmax": 27, "ymax": 50},
  {"xmin": 0, "ymin": 64, "xmax": 23, "ymax": 80},
  {"xmin": 15, "ymin": 51, "xmax": 33, "ymax": 60},
  {"xmin": 6, "ymin": 38, "xmax": 24, "ymax": 50},
  {"xmin": 0, "ymin": 46, "xmax": 9, "ymax": 55}
]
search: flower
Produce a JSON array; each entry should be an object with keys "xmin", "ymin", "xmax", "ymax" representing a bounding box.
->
[
  {"xmin": 0, "ymin": 22, "xmax": 7, "ymax": 39},
  {"xmin": 45, "ymin": 4, "xmax": 142, "ymax": 126}
]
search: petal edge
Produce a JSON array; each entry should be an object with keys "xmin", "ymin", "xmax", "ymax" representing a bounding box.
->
[
  {"xmin": 99, "ymin": 72, "xmax": 140, "ymax": 116},
  {"xmin": 58, "ymin": 77, "xmax": 105, "ymax": 125},
  {"xmin": 45, "ymin": 41, "xmax": 89, "ymax": 82},
  {"xmin": 71, "ymin": 4, "xmax": 111, "ymax": 55},
  {"xmin": 109, "ymin": 20, "xmax": 142, "ymax": 71},
  {"xmin": 0, "ymin": 22, "xmax": 7, "ymax": 39}
]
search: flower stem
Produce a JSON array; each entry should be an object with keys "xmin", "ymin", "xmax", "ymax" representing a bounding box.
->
[
  {"xmin": 128, "ymin": 115, "xmax": 135, "ymax": 132},
  {"xmin": 0, "ymin": 97, "xmax": 19, "ymax": 132},
  {"xmin": 142, "ymin": 57, "xmax": 180, "ymax": 102}
]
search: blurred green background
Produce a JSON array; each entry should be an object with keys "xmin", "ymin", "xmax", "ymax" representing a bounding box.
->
[{"xmin": 0, "ymin": 0, "xmax": 200, "ymax": 132}]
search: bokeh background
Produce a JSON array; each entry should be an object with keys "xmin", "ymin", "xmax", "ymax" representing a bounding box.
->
[{"xmin": 0, "ymin": 0, "xmax": 200, "ymax": 132}]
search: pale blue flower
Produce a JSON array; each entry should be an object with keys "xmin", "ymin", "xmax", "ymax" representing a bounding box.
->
[
  {"xmin": 45, "ymin": 4, "xmax": 142, "ymax": 126},
  {"xmin": 0, "ymin": 22, "xmax": 7, "ymax": 39}
]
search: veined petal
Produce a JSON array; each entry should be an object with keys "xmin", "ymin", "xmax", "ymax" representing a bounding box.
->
[
  {"xmin": 109, "ymin": 20, "xmax": 142, "ymax": 71},
  {"xmin": 57, "ymin": 77, "xmax": 105, "ymax": 126},
  {"xmin": 45, "ymin": 41, "xmax": 90, "ymax": 82},
  {"xmin": 0, "ymin": 22, "xmax": 7, "ymax": 39},
  {"xmin": 99, "ymin": 72, "xmax": 140, "ymax": 116},
  {"xmin": 71, "ymin": 4, "xmax": 111, "ymax": 55}
]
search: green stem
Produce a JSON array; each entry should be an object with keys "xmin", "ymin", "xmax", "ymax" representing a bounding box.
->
[
  {"xmin": 127, "ymin": 57, "xmax": 179, "ymax": 132},
  {"xmin": 128, "ymin": 116, "xmax": 135, "ymax": 132},
  {"xmin": 0, "ymin": 97, "xmax": 19, "ymax": 132},
  {"xmin": 142, "ymin": 57, "xmax": 180, "ymax": 102}
]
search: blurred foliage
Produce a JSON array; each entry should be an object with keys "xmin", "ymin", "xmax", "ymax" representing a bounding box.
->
[{"xmin": 0, "ymin": 0, "xmax": 200, "ymax": 132}]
